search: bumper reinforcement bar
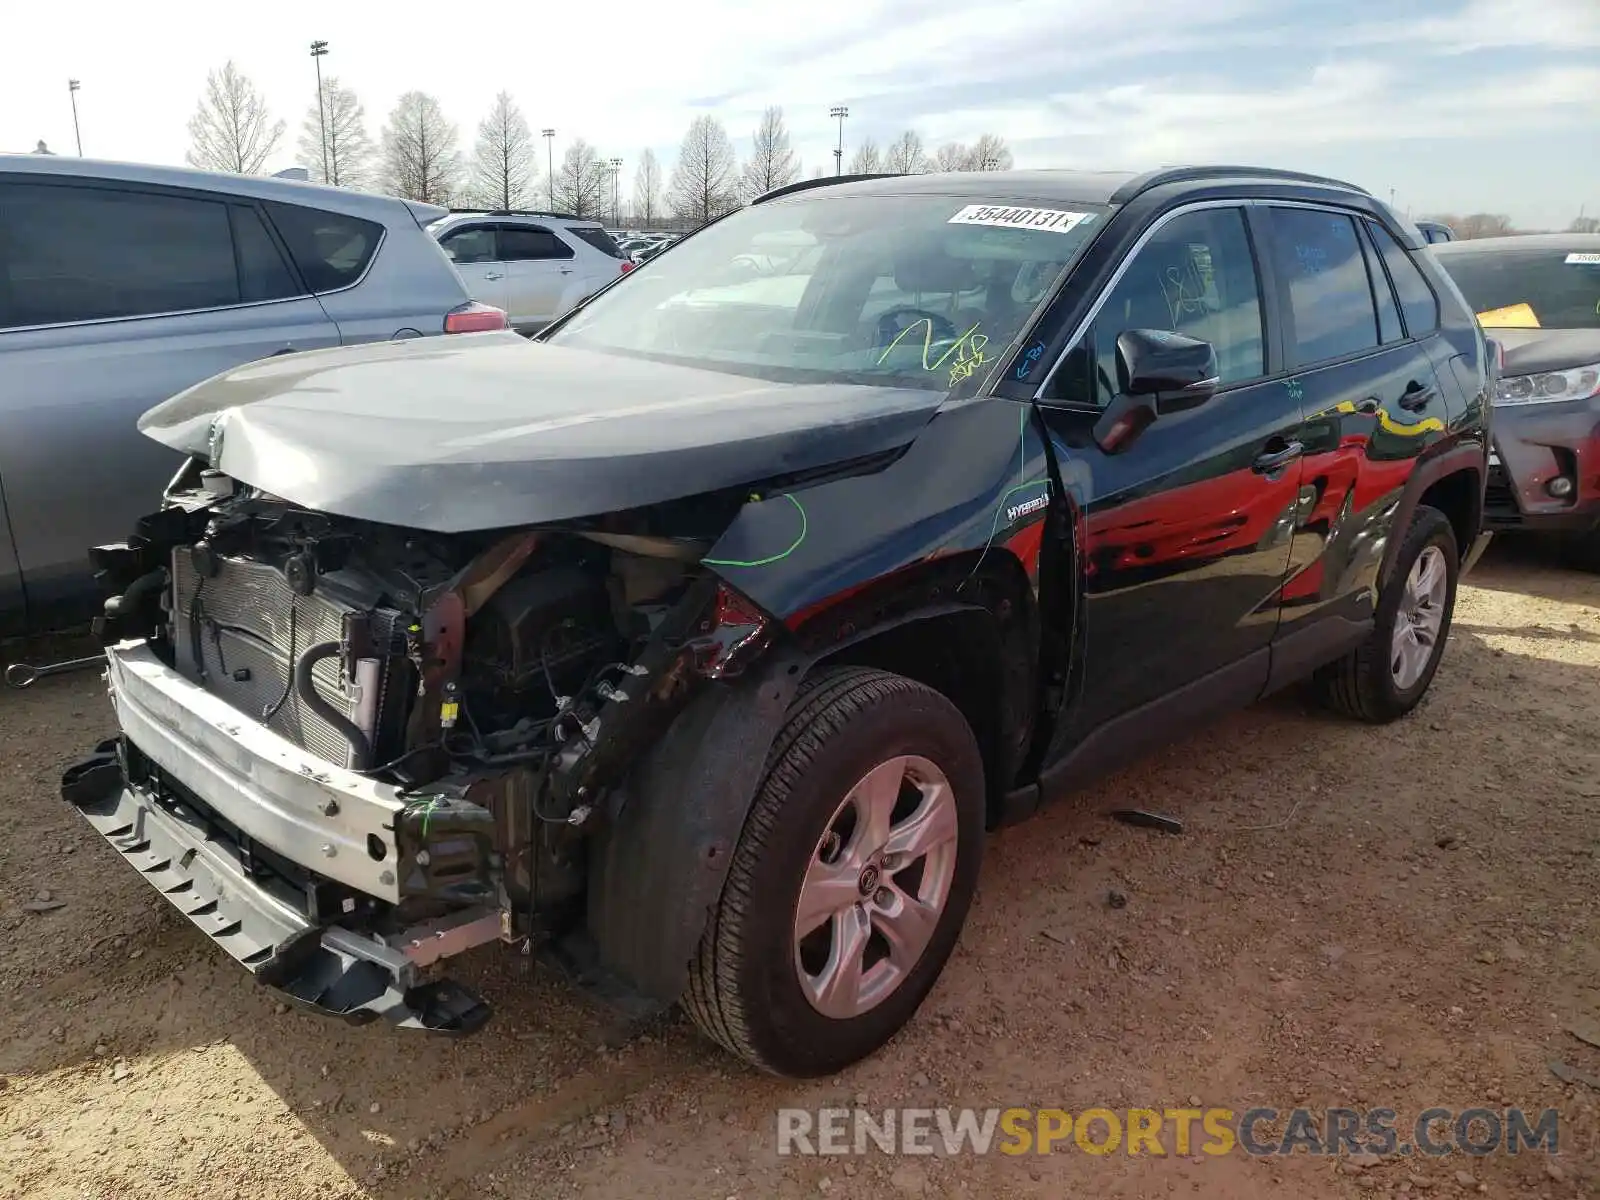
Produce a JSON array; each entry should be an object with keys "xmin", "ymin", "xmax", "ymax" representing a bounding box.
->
[{"xmin": 62, "ymin": 741, "xmax": 494, "ymax": 1035}]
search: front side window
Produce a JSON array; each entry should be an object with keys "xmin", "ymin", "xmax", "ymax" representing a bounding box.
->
[
  {"xmin": 438, "ymin": 225, "xmax": 498, "ymax": 265},
  {"xmin": 1, "ymin": 181, "xmax": 240, "ymax": 328},
  {"xmin": 547, "ymin": 194, "xmax": 1108, "ymax": 390},
  {"xmin": 1046, "ymin": 207, "xmax": 1265, "ymax": 407},
  {"xmin": 1433, "ymin": 242, "xmax": 1600, "ymax": 331}
]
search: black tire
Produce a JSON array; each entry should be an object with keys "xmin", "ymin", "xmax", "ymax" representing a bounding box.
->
[
  {"xmin": 1313, "ymin": 504, "xmax": 1459, "ymax": 723},
  {"xmin": 684, "ymin": 666, "xmax": 985, "ymax": 1077}
]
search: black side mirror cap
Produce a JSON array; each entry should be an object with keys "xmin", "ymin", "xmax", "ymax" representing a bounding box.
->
[{"xmin": 1091, "ymin": 330, "xmax": 1221, "ymax": 453}]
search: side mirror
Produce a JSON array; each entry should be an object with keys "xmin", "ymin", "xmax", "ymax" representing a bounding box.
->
[{"xmin": 1092, "ymin": 330, "xmax": 1221, "ymax": 454}]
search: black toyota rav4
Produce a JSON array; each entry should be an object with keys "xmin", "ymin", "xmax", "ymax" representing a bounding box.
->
[{"xmin": 65, "ymin": 166, "xmax": 1492, "ymax": 1078}]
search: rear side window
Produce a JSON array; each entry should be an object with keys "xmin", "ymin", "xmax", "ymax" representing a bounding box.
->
[
  {"xmin": 438, "ymin": 225, "xmax": 498, "ymax": 264},
  {"xmin": 229, "ymin": 205, "xmax": 303, "ymax": 303},
  {"xmin": 569, "ymin": 226, "xmax": 626, "ymax": 258},
  {"xmin": 1357, "ymin": 223, "xmax": 1404, "ymax": 344},
  {"xmin": 263, "ymin": 200, "xmax": 383, "ymax": 293},
  {"xmin": 1367, "ymin": 222, "xmax": 1440, "ymax": 336},
  {"xmin": 0, "ymin": 181, "xmax": 241, "ymax": 327},
  {"xmin": 1267, "ymin": 208, "xmax": 1379, "ymax": 366},
  {"xmin": 499, "ymin": 226, "xmax": 574, "ymax": 261}
]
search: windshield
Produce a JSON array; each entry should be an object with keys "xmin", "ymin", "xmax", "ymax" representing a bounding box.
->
[
  {"xmin": 546, "ymin": 194, "xmax": 1108, "ymax": 389},
  {"xmin": 1434, "ymin": 244, "xmax": 1600, "ymax": 330}
]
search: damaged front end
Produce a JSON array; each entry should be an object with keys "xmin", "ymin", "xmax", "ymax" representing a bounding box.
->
[{"xmin": 64, "ymin": 458, "xmax": 775, "ymax": 1033}]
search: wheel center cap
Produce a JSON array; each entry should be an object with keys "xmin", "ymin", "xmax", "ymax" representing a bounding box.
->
[{"xmin": 858, "ymin": 863, "xmax": 881, "ymax": 896}]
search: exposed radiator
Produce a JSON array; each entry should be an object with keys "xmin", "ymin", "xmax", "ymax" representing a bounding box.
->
[{"xmin": 171, "ymin": 551, "xmax": 411, "ymax": 768}]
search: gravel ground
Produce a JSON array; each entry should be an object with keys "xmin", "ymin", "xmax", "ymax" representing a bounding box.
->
[{"xmin": 1, "ymin": 541, "xmax": 1597, "ymax": 1200}]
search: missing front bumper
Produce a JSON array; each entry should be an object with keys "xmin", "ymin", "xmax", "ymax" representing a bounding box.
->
[{"xmin": 61, "ymin": 740, "xmax": 495, "ymax": 1035}]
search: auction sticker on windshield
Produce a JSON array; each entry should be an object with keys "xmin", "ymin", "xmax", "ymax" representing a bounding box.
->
[
  {"xmin": 1564, "ymin": 252, "xmax": 1600, "ymax": 265},
  {"xmin": 948, "ymin": 205, "xmax": 1095, "ymax": 234}
]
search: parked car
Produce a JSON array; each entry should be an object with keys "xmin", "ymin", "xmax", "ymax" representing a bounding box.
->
[
  {"xmin": 428, "ymin": 209, "xmax": 633, "ymax": 333},
  {"xmin": 1432, "ymin": 233, "xmax": 1600, "ymax": 567},
  {"xmin": 0, "ymin": 155, "xmax": 502, "ymax": 636},
  {"xmin": 64, "ymin": 166, "xmax": 1491, "ymax": 1079},
  {"xmin": 1416, "ymin": 219, "xmax": 1456, "ymax": 244}
]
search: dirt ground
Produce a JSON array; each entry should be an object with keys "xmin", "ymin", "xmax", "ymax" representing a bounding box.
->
[{"xmin": 2, "ymin": 540, "xmax": 1598, "ymax": 1200}]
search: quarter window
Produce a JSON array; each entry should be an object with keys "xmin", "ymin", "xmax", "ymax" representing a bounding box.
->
[
  {"xmin": 1269, "ymin": 209, "xmax": 1380, "ymax": 366},
  {"xmin": 1047, "ymin": 207, "xmax": 1265, "ymax": 408},
  {"xmin": 263, "ymin": 200, "xmax": 383, "ymax": 293},
  {"xmin": 1358, "ymin": 222, "xmax": 1404, "ymax": 344},
  {"xmin": 1367, "ymin": 221, "xmax": 1440, "ymax": 336}
]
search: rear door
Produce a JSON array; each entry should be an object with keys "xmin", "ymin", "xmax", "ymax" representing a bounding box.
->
[
  {"xmin": 435, "ymin": 222, "xmax": 508, "ymax": 315},
  {"xmin": 0, "ymin": 176, "xmax": 340, "ymax": 624},
  {"xmin": 1261, "ymin": 205, "xmax": 1451, "ymax": 638},
  {"xmin": 497, "ymin": 224, "xmax": 577, "ymax": 329}
]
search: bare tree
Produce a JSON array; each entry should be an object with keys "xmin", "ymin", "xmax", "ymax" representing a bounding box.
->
[
  {"xmin": 553, "ymin": 139, "xmax": 607, "ymax": 218},
  {"xmin": 932, "ymin": 142, "xmax": 973, "ymax": 172},
  {"xmin": 1454, "ymin": 213, "xmax": 1516, "ymax": 239},
  {"xmin": 186, "ymin": 62, "xmax": 285, "ymax": 174},
  {"xmin": 381, "ymin": 91, "xmax": 461, "ymax": 204},
  {"xmin": 468, "ymin": 91, "xmax": 536, "ymax": 210},
  {"xmin": 740, "ymin": 106, "xmax": 799, "ymax": 199},
  {"xmin": 847, "ymin": 139, "xmax": 883, "ymax": 174},
  {"xmin": 812, "ymin": 164, "xmax": 827, "ymax": 180},
  {"xmin": 884, "ymin": 130, "xmax": 927, "ymax": 174},
  {"xmin": 970, "ymin": 133, "xmax": 1014, "ymax": 171},
  {"xmin": 632, "ymin": 149, "xmax": 664, "ymax": 225},
  {"xmin": 1570, "ymin": 215, "xmax": 1599, "ymax": 234},
  {"xmin": 668, "ymin": 115, "xmax": 739, "ymax": 226},
  {"xmin": 297, "ymin": 77, "xmax": 373, "ymax": 188}
]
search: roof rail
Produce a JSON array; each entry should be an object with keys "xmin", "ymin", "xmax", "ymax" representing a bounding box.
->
[
  {"xmin": 752, "ymin": 172, "xmax": 906, "ymax": 205},
  {"xmin": 1109, "ymin": 165, "xmax": 1370, "ymax": 205},
  {"xmin": 446, "ymin": 207, "xmax": 585, "ymax": 221}
]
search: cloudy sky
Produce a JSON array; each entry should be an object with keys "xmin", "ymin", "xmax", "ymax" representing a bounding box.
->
[{"xmin": 4, "ymin": 0, "xmax": 1597, "ymax": 229}]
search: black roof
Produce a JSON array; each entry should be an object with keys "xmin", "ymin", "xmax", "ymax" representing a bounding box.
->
[
  {"xmin": 1431, "ymin": 232, "xmax": 1600, "ymax": 258},
  {"xmin": 752, "ymin": 165, "xmax": 1369, "ymax": 209}
]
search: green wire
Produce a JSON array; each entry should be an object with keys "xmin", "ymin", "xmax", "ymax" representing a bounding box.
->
[{"xmin": 703, "ymin": 493, "xmax": 808, "ymax": 568}]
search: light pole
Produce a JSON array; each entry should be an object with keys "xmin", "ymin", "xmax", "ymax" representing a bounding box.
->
[
  {"xmin": 609, "ymin": 157, "xmax": 622, "ymax": 225},
  {"xmin": 542, "ymin": 129, "xmax": 556, "ymax": 209},
  {"xmin": 67, "ymin": 79, "xmax": 82, "ymax": 155},
  {"xmin": 309, "ymin": 41, "xmax": 329, "ymax": 183},
  {"xmin": 830, "ymin": 105, "xmax": 849, "ymax": 175}
]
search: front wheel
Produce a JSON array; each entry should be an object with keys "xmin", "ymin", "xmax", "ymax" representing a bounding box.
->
[
  {"xmin": 1313, "ymin": 504, "xmax": 1459, "ymax": 722},
  {"xmin": 684, "ymin": 666, "xmax": 986, "ymax": 1077}
]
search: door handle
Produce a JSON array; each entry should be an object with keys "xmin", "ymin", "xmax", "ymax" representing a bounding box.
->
[
  {"xmin": 559, "ymin": 268, "xmax": 574, "ymax": 275},
  {"xmin": 484, "ymin": 271, "xmax": 504, "ymax": 281},
  {"xmin": 1253, "ymin": 440, "xmax": 1305, "ymax": 475},
  {"xmin": 1398, "ymin": 381, "xmax": 1435, "ymax": 412}
]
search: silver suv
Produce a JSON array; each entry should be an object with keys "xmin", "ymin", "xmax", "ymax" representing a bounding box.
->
[
  {"xmin": 429, "ymin": 210, "xmax": 634, "ymax": 333},
  {"xmin": 0, "ymin": 155, "xmax": 504, "ymax": 636}
]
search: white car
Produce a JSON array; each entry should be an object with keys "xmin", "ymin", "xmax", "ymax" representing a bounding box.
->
[{"xmin": 429, "ymin": 210, "xmax": 633, "ymax": 333}]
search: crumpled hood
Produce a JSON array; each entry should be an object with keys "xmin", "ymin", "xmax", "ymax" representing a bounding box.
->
[{"xmin": 138, "ymin": 333, "xmax": 946, "ymax": 532}]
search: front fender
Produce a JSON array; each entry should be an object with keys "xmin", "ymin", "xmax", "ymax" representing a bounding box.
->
[{"xmin": 701, "ymin": 396, "xmax": 1054, "ymax": 623}]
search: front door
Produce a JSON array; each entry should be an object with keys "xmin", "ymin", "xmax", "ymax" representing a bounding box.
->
[
  {"xmin": 1034, "ymin": 204, "xmax": 1304, "ymax": 752},
  {"xmin": 436, "ymin": 223, "xmax": 508, "ymax": 314}
]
